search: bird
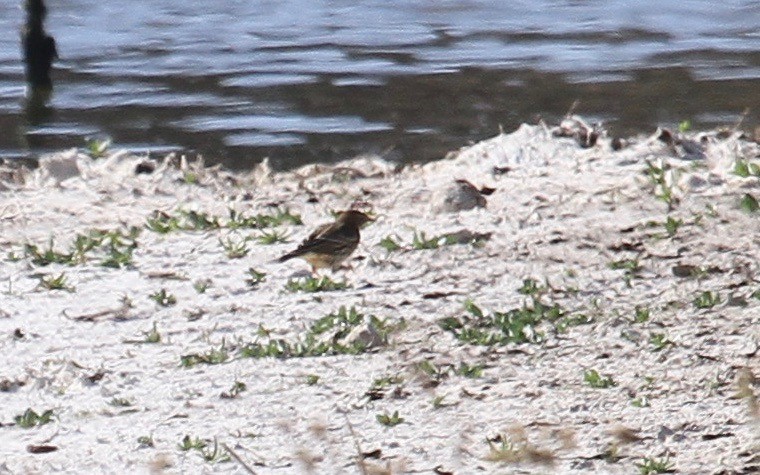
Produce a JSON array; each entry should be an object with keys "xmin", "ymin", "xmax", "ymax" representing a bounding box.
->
[{"xmin": 278, "ymin": 210, "xmax": 373, "ymax": 274}]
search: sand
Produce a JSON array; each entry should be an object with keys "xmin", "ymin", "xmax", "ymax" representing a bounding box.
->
[{"xmin": 0, "ymin": 120, "xmax": 758, "ymax": 474}]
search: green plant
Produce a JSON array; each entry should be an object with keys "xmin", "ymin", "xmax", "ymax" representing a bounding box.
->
[
  {"xmin": 305, "ymin": 374, "xmax": 320, "ymax": 385},
  {"xmin": 740, "ymin": 193, "xmax": 759, "ymax": 214},
  {"xmin": 145, "ymin": 210, "xmax": 220, "ymax": 233},
  {"xmin": 438, "ymin": 297, "xmax": 566, "ymax": 347},
  {"xmin": 644, "ymin": 161, "xmax": 678, "ymax": 210},
  {"xmin": 227, "ymin": 207, "xmax": 302, "ymax": 230},
  {"xmin": 24, "ymin": 239, "xmax": 74, "ymax": 266},
  {"xmin": 14, "ymin": 409, "xmax": 54, "ymax": 428},
  {"xmin": 137, "ymin": 435, "xmax": 154, "ymax": 448},
  {"xmin": 733, "ymin": 159, "xmax": 760, "ymax": 178},
  {"xmin": 609, "ymin": 258, "xmax": 642, "ymax": 287},
  {"xmin": 255, "ymin": 229, "xmax": 288, "ymax": 245},
  {"xmin": 484, "ymin": 434, "xmax": 522, "ymax": 463},
  {"xmin": 180, "ymin": 343, "xmax": 229, "ymax": 367},
  {"xmin": 631, "ymin": 397, "xmax": 650, "ymax": 408},
  {"xmin": 677, "ymin": 120, "xmax": 691, "ymax": 133},
  {"xmin": 637, "ymin": 456, "xmax": 674, "ymax": 474},
  {"xmin": 633, "ymin": 306, "xmax": 650, "ymax": 323},
  {"xmin": 454, "ymin": 362, "xmax": 485, "ymax": 378},
  {"xmin": 376, "ymin": 410, "xmax": 404, "ymax": 427},
  {"xmin": 85, "ymin": 137, "xmax": 111, "ymax": 158},
  {"xmin": 179, "ymin": 435, "xmax": 207, "ymax": 451},
  {"xmin": 143, "ymin": 322, "xmax": 161, "ymax": 343},
  {"xmin": 239, "ymin": 306, "xmax": 396, "ymax": 359},
  {"xmin": 662, "ymin": 216, "xmax": 682, "ymax": 237},
  {"xmin": 219, "ymin": 236, "xmax": 249, "ymax": 259},
  {"xmin": 193, "ymin": 279, "xmax": 211, "ymax": 294},
  {"xmin": 693, "ymin": 291, "xmax": 720, "ymax": 309},
  {"xmin": 245, "ymin": 268, "xmax": 267, "ymax": 288},
  {"xmin": 378, "ymin": 235, "xmax": 402, "ymax": 252},
  {"xmin": 285, "ymin": 276, "xmax": 349, "ymax": 293},
  {"xmin": 220, "ymin": 381, "xmax": 247, "ymax": 399},
  {"xmin": 38, "ymin": 273, "xmax": 75, "ymax": 292},
  {"xmin": 149, "ymin": 288, "xmax": 177, "ymax": 307},
  {"xmin": 649, "ymin": 333, "xmax": 674, "ymax": 351},
  {"xmin": 584, "ymin": 369, "xmax": 616, "ymax": 389}
]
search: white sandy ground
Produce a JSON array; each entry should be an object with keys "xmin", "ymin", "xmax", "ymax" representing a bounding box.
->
[{"xmin": 0, "ymin": 122, "xmax": 758, "ymax": 475}]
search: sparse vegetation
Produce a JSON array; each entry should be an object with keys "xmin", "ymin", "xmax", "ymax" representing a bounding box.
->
[
  {"xmin": 609, "ymin": 258, "xmax": 642, "ymax": 287},
  {"xmin": 38, "ymin": 273, "xmax": 75, "ymax": 292},
  {"xmin": 584, "ymin": 369, "xmax": 616, "ymax": 389},
  {"xmin": 149, "ymin": 288, "xmax": 177, "ymax": 307},
  {"xmin": 740, "ymin": 193, "xmax": 759, "ymax": 214},
  {"xmin": 219, "ymin": 235, "xmax": 249, "ymax": 259},
  {"xmin": 245, "ymin": 268, "xmax": 267, "ymax": 288},
  {"xmin": 14, "ymin": 408, "xmax": 54, "ymax": 428},
  {"xmin": 180, "ymin": 342, "xmax": 229, "ymax": 367},
  {"xmin": 22, "ymin": 227, "xmax": 139, "ymax": 268},
  {"xmin": 693, "ymin": 290, "xmax": 720, "ymax": 309},
  {"xmin": 285, "ymin": 276, "xmax": 349, "ymax": 293},
  {"xmin": 637, "ymin": 456, "xmax": 674, "ymax": 474},
  {"xmin": 220, "ymin": 381, "xmax": 247, "ymax": 399},
  {"xmin": 438, "ymin": 296, "xmax": 568, "ymax": 346},
  {"xmin": 376, "ymin": 410, "xmax": 404, "ymax": 427},
  {"xmin": 644, "ymin": 160, "xmax": 678, "ymax": 209},
  {"xmin": 239, "ymin": 306, "xmax": 396, "ymax": 359}
]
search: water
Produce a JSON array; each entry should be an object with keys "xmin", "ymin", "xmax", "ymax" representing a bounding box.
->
[{"xmin": 1, "ymin": 0, "xmax": 758, "ymax": 169}]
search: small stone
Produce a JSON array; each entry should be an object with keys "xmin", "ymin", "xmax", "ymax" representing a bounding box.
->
[
  {"xmin": 341, "ymin": 322, "xmax": 385, "ymax": 350},
  {"xmin": 432, "ymin": 179, "xmax": 487, "ymax": 213}
]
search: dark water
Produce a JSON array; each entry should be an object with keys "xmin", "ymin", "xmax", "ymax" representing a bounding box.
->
[{"xmin": 1, "ymin": 1, "xmax": 758, "ymax": 170}]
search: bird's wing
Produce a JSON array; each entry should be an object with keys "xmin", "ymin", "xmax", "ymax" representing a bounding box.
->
[{"xmin": 279, "ymin": 223, "xmax": 339, "ymax": 261}]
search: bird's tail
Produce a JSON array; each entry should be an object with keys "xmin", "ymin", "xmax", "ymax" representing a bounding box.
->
[{"xmin": 277, "ymin": 252, "xmax": 296, "ymax": 263}]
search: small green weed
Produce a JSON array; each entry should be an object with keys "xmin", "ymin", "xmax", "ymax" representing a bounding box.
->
[
  {"xmin": 227, "ymin": 207, "xmax": 302, "ymax": 229},
  {"xmin": 14, "ymin": 408, "xmax": 54, "ymax": 428},
  {"xmin": 376, "ymin": 410, "xmax": 404, "ymax": 427},
  {"xmin": 38, "ymin": 273, "xmax": 75, "ymax": 292},
  {"xmin": 137, "ymin": 435, "xmax": 154, "ymax": 448},
  {"xmin": 245, "ymin": 268, "xmax": 267, "ymax": 288},
  {"xmin": 180, "ymin": 343, "xmax": 229, "ymax": 367},
  {"xmin": 693, "ymin": 291, "xmax": 720, "ymax": 309},
  {"xmin": 239, "ymin": 306, "xmax": 394, "ymax": 359},
  {"xmin": 609, "ymin": 258, "xmax": 642, "ymax": 287},
  {"xmin": 193, "ymin": 279, "xmax": 211, "ymax": 294},
  {"xmin": 740, "ymin": 193, "xmax": 759, "ymax": 214},
  {"xmin": 584, "ymin": 369, "xmax": 616, "ymax": 389},
  {"xmin": 143, "ymin": 322, "xmax": 161, "ymax": 344},
  {"xmin": 85, "ymin": 137, "xmax": 111, "ymax": 158},
  {"xmin": 438, "ymin": 297, "xmax": 566, "ymax": 346},
  {"xmin": 633, "ymin": 306, "xmax": 650, "ymax": 323},
  {"xmin": 220, "ymin": 381, "xmax": 247, "ymax": 399},
  {"xmin": 219, "ymin": 236, "xmax": 249, "ymax": 259},
  {"xmin": 149, "ymin": 288, "xmax": 177, "ymax": 307},
  {"xmin": 637, "ymin": 456, "xmax": 674, "ymax": 474},
  {"xmin": 255, "ymin": 229, "xmax": 288, "ymax": 245},
  {"xmin": 649, "ymin": 333, "xmax": 674, "ymax": 351},
  {"xmin": 378, "ymin": 235, "xmax": 402, "ymax": 252},
  {"xmin": 733, "ymin": 159, "xmax": 760, "ymax": 178},
  {"xmin": 645, "ymin": 160, "xmax": 678, "ymax": 210},
  {"xmin": 285, "ymin": 276, "xmax": 349, "ymax": 293}
]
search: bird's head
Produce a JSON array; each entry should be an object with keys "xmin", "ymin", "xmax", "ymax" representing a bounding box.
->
[{"xmin": 337, "ymin": 210, "xmax": 374, "ymax": 227}]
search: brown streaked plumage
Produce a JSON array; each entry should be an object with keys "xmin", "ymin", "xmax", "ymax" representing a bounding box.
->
[{"xmin": 278, "ymin": 210, "xmax": 373, "ymax": 273}]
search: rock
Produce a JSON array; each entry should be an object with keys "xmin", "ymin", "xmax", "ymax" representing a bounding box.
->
[
  {"xmin": 432, "ymin": 179, "xmax": 487, "ymax": 213},
  {"xmin": 341, "ymin": 322, "xmax": 385, "ymax": 350}
]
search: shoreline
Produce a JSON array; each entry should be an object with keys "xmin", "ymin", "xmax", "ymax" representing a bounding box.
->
[{"xmin": 1, "ymin": 120, "xmax": 758, "ymax": 473}]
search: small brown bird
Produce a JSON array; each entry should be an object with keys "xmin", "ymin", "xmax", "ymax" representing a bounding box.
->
[{"xmin": 278, "ymin": 210, "xmax": 373, "ymax": 273}]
